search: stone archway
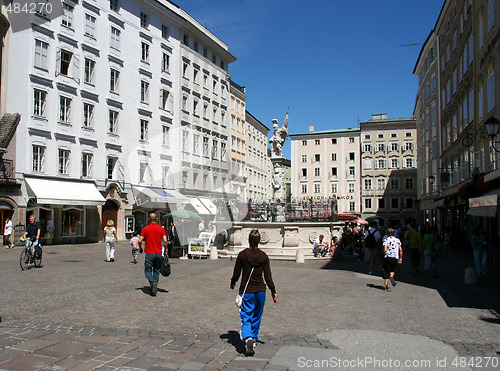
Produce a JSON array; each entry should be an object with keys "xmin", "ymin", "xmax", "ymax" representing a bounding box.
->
[{"xmin": 101, "ymin": 199, "xmax": 119, "ymax": 230}]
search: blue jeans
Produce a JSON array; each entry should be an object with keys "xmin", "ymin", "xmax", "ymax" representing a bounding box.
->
[
  {"xmin": 473, "ymin": 246, "xmax": 488, "ymax": 277},
  {"xmin": 240, "ymin": 291, "xmax": 266, "ymax": 341},
  {"xmin": 144, "ymin": 253, "xmax": 163, "ymax": 286}
]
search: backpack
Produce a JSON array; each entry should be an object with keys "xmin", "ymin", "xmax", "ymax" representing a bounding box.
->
[{"xmin": 365, "ymin": 230, "xmax": 377, "ymax": 249}]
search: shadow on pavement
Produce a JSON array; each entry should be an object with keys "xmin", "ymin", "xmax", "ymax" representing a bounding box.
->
[
  {"xmin": 220, "ymin": 330, "xmax": 245, "ymax": 355},
  {"xmin": 322, "ymin": 247, "xmax": 500, "ymax": 314},
  {"xmin": 366, "ymin": 283, "xmax": 386, "ymax": 291},
  {"xmin": 135, "ymin": 286, "xmax": 169, "ymax": 295}
]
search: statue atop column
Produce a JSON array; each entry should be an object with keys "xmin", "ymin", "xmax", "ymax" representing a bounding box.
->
[{"xmin": 269, "ymin": 109, "xmax": 289, "ymax": 158}]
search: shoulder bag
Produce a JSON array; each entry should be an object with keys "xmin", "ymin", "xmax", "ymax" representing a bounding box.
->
[
  {"xmin": 235, "ymin": 267, "xmax": 254, "ymax": 309},
  {"xmin": 160, "ymin": 255, "xmax": 171, "ymax": 277}
]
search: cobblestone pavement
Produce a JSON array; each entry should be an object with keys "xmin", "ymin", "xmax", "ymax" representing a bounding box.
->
[{"xmin": 1, "ymin": 242, "xmax": 499, "ymax": 370}]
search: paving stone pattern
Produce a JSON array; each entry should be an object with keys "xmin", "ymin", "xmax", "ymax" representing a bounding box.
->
[{"xmin": 0, "ymin": 242, "xmax": 499, "ymax": 370}]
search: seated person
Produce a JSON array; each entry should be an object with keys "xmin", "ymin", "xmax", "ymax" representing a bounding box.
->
[
  {"xmin": 313, "ymin": 234, "xmax": 329, "ymax": 257},
  {"xmin": 330, "ymin": 236, "xmax": 339, "ymax": 257}
]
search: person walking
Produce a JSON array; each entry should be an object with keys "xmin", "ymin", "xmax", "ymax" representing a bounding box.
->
[
  {"xmin": 364, "ymin": 220, "xmax": 382, "ymax": 274},
  {"xmin": 404, "ymin": 222, "xmax": 422, "ymax": 276},
  {"xmin": 382, "ymin": 228, "xmax": 403, "ymax": 291},
  {"xmin": 4, "ymin": 218, "xmax": 13, "ymax": 249},
  {"xmin": 230, "ymin": 229, "xmax": 278, "ymax": 356},
  {"xmin": 422, "ymin": 226, "xmax": 439, "ymax": 278},
  {"xmin": 139, "ymin": 213, "xmax": 167, "ymax": 296},
  {"xmin": 103, "ymin": 220, "xmax": 117, "ymax": 262},
  {"xmin": 46, "ymin": 218, "xmax": 54, "ymax": 245},
  {"xmin": 470, "ymin": 226, "xmax": 488, "ymax": 278}
]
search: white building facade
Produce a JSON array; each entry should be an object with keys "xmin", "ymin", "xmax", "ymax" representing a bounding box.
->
[{"xmin": 3, "ymin": 0, "xmax": 235, "ymax": 241}]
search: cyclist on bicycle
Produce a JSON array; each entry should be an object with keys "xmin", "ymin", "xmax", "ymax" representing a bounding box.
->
[{"xmin": 24, "ymin": 215, "xmax": 41, "ymax": 258}]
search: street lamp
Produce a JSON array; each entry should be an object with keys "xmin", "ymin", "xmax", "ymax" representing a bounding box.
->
[
  {"xmin": 484, "ymin": 116, "xmax": 500, "ymax": 153},
  {"xmin": 429, "ymin": 175, "xmax": 435, "ymax": 193}
]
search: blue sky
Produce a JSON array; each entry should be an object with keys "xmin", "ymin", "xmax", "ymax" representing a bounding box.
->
[{"xmin": 173, "ymin": 0, "xmax": 444, "ymax": 158}]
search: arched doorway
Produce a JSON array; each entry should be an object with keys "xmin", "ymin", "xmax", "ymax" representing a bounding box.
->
[
  {"xmin": 0, "ymin": 201, "xmax": 14, "ymax": 243},
  {"xmin": 102, "ymin": 199, "xmax": 119, "ymax": 229}
]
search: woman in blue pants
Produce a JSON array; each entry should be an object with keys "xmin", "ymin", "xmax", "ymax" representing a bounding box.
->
[{"xmin": 231, "ymin": 229, "xmax": 278, "ymax": 356}]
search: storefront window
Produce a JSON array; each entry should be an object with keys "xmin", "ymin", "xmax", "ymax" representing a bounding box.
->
[{"xmin": 63, "ymin": 208, "xmax": 85, "ymax": 237}]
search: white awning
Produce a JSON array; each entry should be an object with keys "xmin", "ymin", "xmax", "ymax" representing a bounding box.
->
[
  {"xmin": 467, "ymin": 194, "xmax": 498, "ymax": 218},
  {"xmin": 199, "ymin": 197, "xmax": 217, "ymax": 215},
  {"xmin": 25, "ymin": 177, "xmax": 105, "ymax": 206},
  {"xmin": 132, "ymin": 186, "xmax": 189, "ymax": 208},
  {"xmin": 190, "ymin": 198, "xmax": 211, "ymax": 215}
]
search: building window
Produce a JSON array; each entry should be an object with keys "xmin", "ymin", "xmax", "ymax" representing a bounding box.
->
[
  {"xmin": 331, "ymin": 153, "xmax": 337, "ymax": 161},
  {"xmin": 62, "ymin": 209, "xmax": 84, "ymax": 237},
  {"xmin": 84, "ymin": 58, "xmax": 95, "ymax": 84},
  {"xmin": 221, "ymin": 142, "xmax": 227, "ymax": 161},
  {"xmin": 34, "ymin": 40, "xmax": 48, "ymax": 69},
  {"xmin": 161, "ymin": 89, "xmax": 169, "ymax": 110},
  {"xmin": 110, "ymin": 27, "xmax": 120, "ymax": 50},
  {"xmin": 405, "ymin": 178, "xmax": 414, "ymax": 189},
  {"xmin": 139, "ymin": 162, "xmax": 149, "ymax": 183},
  {"xmin": 314, "ymin": 168, "xmax": 320, "ymax": 176},
  {"xmin": 331, "ymin": 183, "xmax": 338, "ymax": 193},
  {"xmin": 82, "ymin": 152, "xmax": 92, "ymax": 177},
  {"xmin": 364, "ymin": 179, "xmax": 372, "ymax": 190},
  {"xmin": 85, "ymin": 14, "xmax": 96, "ymax": 37},
  {"xmin": 314, "ymin": 154, "xmax": 320, "ymax": 162},
  {"xmin": 109, "ymin": 0, "xmax": 119, "ymax": 11},
  {"xmin": 331, "ymin": 167, "xmax": 337, "ymax": 176},
  {"xmin": 378, "ymin": 198, "xmax": 385, "ymax": 209},
  {"xmin": 375, "ymin": 159, "xmax": 386, "ymax": 169},
  {"xmin": 406, "ymin": 198, "xmax": 413, "ymax": 208},
  {"xmin": 378, "ymin": 134, "xmax": 384, "ymax": 139},
  {"xmin": 33, "ymin": 89, "xmax": 47, "ymax": 117},
  {"xmin": 362, "ymin": 144, "xmax": 372, "ymax": 153},
  {"xmin": 376, "ymin": 143, "xmax": 385, "ymax": 152},
  {"xmin": 212, "ymin": 140, "xmax": 218, "ymax": 159},
  {"xmin": 107, "ymin": 157, "xmax": 116, "ymax": 179},
  {"xmin": 140, "ymin": 81, "xmax": 149, "ymax": 103},
  {"xmin": 110, "ymin": 69, "xmax": 119, "ymax": 93},
  {"xmin": 59, "ymin": 96, "xmax": 71, "ymax": 123},
  {"xmin": 391, "ymin": 198, "xmax": 399, "ymax": 209},
  {"xmin": 349, "ymin": 202, "xmax": 355, "ymax": 212},
  {"xmin": 390, "ymin": 142, "xmax": 399, "ymax": 151},
  {"xmin": 62, "ymin": 3, "xmax": 73, "ymax": 27},
  {"xmin": 403, "ymin": 142, "xmax": 414, "ymax": 151},
  {"xmin": 58, "ymin": 49, "xmax": 73, "ymax": 76},
  {"xmin": 364, "ymin": 134, "xmax": 371, "ymax": 139},
  {"xmin": 108, "ymin": 109, "xmax": 118, "ymax": 133},
  {"xmin": 349, "ymin": 137, "xmax": 355, "ymax": 143},
  {"xmin": 391, "ymin": 159, "xmax": 399, "ymax": 169},
  {"xmin": 390, "ymin": 178, "xmax": 399, "ymax": 189},
  {"xmin": 404, "ymin": 158, "xmax": 415, "ymax": 168},
  {"xmin": 162, "ymin": 24, "xmax": 169, "ymax": 39},
  {"xmin": 349, "ymin": 152, "xmax": 355, "ymax": 161},
  {"xmin": 162, "ymin": 126, "xmax": 169, "ymax": 146},
  {"xmin": 348, "ymin": 183, "xmax": 355, "ymax": 193},
  {"xmin": 364, "ymin": 198, "xmax": 372, "ymax": 209},
  {"xmin": 141, "ymin": 42, "xmax": 150, "ymax": 62},
  {"xmin": 162, "ymin": 53, "xmax": 170, "ymax": 72},
  {"xmin": 32, "ymin": 145, "xmax": 45, "ymax": 172},
  {"xmin": 203, "ymin": 137, "xmax": 209, "ymax": 157},
  {"xmin": 349, "ymin": 166, "xmax": 355, "ymax": 176},
  {"xmin": 331, "ymin": 138, "xmax": 337, "ymax": 144},
  {"xmin": 83, "ymin": 103, "xmax": 94, "ymax": 127},
  {"xmin": 58, "ymin": 149, "xmax": 70, "ymax": 174},
  {"xmin": 487, "ymin": 71, "xmax": 495, "ymax": 112},
  {"xmin": 315, "ymin": 139, "xmax": 320, "ymax": 145},
  {"xmin": 301, "ymin": 168, "xmax": 307, "ymax": 177},
  {"xmin": 301, "ymin": 183, "xmax": 307, "ymax": 194},
  {"xmin": 377, "ymin": 178, "xmax": 386, "ymax": 190},
  {"xmin": 140, "ymin": 119, "xmax": 148, "ymax": 141},
  {"xmin": 314, "ymin": 183, "xmax": 320, "ymax": 193},
  {"xmin": 140, "ymin": 11, "xmax": 149, "ymax": 28}
]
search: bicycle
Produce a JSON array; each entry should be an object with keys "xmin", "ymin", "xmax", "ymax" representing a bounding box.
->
[{"xmin": 19, "ymin": 236, "xmax": 42, "ymax": 270}]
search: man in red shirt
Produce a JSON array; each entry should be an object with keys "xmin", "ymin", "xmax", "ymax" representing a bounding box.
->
[{"xmin": 139, "ymin": 213, "xmax": 167, "ymax": 296}]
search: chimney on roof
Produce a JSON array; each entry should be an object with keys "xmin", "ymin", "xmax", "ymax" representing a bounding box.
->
[
  {"xmin": 372, "ymin": 113, "xmax": 388, "ymax": 120},
  {"xmin": 309, "ymin": 125, "xmax": 314, "ymax": 133}
]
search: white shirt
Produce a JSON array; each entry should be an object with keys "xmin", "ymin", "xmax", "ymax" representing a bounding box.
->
[
  {"xmin": 4, "ymin": 220, "xmax": 12, "ymax": 236},
  {"xmin": 384, "ymin": 236, "xmax": 401, "ymax": 259}
]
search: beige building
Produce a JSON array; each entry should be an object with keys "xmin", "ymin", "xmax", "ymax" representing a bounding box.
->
[
  {"xmin": 290, "ymin": 126, "xmax": 361, "ymax": 213},
  {"xmin": 245, "ymin": 111, "xmax": 270, "ymax": 202},
  {"xmin": 360, "ymin": 114, "xmax": 417, "ymax": 227},
  {"xmin": 229, "ymin": 80, "xmax": 247, "ymax": 200}
]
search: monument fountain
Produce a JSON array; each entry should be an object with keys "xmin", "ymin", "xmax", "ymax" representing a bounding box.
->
[{"xmin": 212, "ymin": 111, "xmax": 344, "ymax": 261}]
